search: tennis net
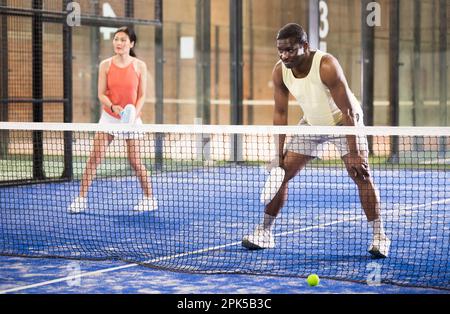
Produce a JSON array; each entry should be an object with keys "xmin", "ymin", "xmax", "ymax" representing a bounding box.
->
[{"xmin": 0, "ymin": 122, "xmax": 449, "ymax": 290}]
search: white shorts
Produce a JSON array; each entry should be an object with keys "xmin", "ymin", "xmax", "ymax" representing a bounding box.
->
[
  {"xmin": 98, "ymin": 110, "xmax": 144, "ymax": 140},
  {"xmin": 285, "ymin": 117, "xmax": 369, "ymax": 158}
]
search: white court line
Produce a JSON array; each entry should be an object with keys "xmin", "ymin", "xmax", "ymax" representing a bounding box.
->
[{"xmin": 1, "ymin": 198, "xmax": 449, "ymax": 294}]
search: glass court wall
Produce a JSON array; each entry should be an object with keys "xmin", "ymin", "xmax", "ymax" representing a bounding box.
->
[{"xmin": 1, "ymin": 0, "xmax": 448, "ymax": 126}]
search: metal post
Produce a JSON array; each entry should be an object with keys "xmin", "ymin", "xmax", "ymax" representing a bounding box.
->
[
  {"xmin": 196, "ymin": 0, "xmax": 211, "ymax": 125},
  {"xmin": 388, "ymin": 0, "xmax": 400, "ymax": 164},
  {"xmin": 175, "ymin": 22, "xmax": 181, "ymax": 124},
  {"xmin": 62, "ymin": 0, "xmax": 73, "ymax": 180},
  {"xmin": 196, "ymin": 0, "xmax": 211, "ymax": 162},
  {"xmin": 154, "ymin": 0, "xmax": 164, "ymax": 171},
  {"xmin": 438, "ymin": 0, "xmax": 447, "ymax": 156},
  {"xmin": 125, "ymin": 0, "xmax": 134, "ymax": 18},
  {"xmin": 412, "ymin": 0, "xmax": 423, "ymax": 151},
  {"xmin": 0, "ymin": 0, "xmax": 8, "ymax": 159},
  {"xmin": 361, "ymin": 0, "xmax": 375, "ymax": 154},
  {"xmin": 247, "ymin": 0, "xmax": 254, "ymax": 125},
  {"xmin": 32, "ymin": 0, "xmax": 45, "ymax": 179},
  {"xmin": 229, "ymin": 0, "xmax": 243, "ymax": 162},
  {"xmin": 431, "ymin": 0, "xmax": 437, "ymax": 97},
  {"xmin": 214, "ymin": 25, "xmax": 220, "ymax": 124},
  {"xmin": 412, "ymin": 0, "xmax": 422, "ymax": 126},
  {"xmin": 90, "ymin": 0, "xmax": 100, "ymax": 122},
  {"xmin": 308, "ymin": 0, "xmax": 320, "ymax": 50}
]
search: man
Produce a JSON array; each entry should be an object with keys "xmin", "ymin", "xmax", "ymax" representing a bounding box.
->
[{"xmin": 242, "ymin": 23, "xmax": 390, "ymax": 258}]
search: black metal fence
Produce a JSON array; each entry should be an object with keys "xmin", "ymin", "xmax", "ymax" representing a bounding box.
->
[{"xmin": 0, "ymin": 0, "xmax": 162, "ymax": 186}]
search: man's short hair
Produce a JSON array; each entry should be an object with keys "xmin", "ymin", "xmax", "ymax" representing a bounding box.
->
[{"xmin": 277, "ymin": 23, "xmax": 308, "ymax": 44}]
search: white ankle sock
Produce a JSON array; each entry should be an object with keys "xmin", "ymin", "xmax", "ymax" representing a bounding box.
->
[
  {"xmin": 263, "ymin": 213, "xmax": 276, "ymax": 231},
  {"xmin": 370, "ymin": 217, "xmax": 386, "ymax": 237}
]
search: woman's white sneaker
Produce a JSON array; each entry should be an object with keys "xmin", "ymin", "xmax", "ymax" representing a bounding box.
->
[
  {"xmin": 68, "ymin": 196, "xmax": 87, "ymax": 214},
  {"xmin": 134, "ymin": 196, "xmax": 158, "ymax": 212}
]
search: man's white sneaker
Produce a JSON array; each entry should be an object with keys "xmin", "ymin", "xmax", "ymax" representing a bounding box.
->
[
  {"xmin": 242, "ymin": 225, "xmax": 275, "ymax": 250},
  {"xmin": 134, "ymin": 195, "xmax": 158, "ymax": 212},
  {"xmin": 68, "ymin": 196, "xmax": 87, "ymax": 214},
  {"xmin": 369, "ymin": 234, "xmax": 391, "ymax": 258}
]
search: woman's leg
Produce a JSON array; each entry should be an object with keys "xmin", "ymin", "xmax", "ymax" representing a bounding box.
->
[
  {"xmin": 79, "ymin": 132, "xmax": 113, "ymax": 197},
  {"xmin": 126, "ymin": 138, "xmax": 153, "ymax": 197}
]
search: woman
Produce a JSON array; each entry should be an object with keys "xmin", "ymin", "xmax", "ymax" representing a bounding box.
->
[{"xmin": 69, "ymin": 26, "xmax": 157, "ymax": 213}]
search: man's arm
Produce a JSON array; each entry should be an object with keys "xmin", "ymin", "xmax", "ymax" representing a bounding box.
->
[
  {"xmin": 319, "ymin": 55, "xmax": 360, "ymax": 153},
  {"xmin": 272, "ymin": 62, "xmax": 290, "ymax": 165},
  {"xmin": 320, "ymin": 55, "xmax": 369, "ymax": 178}
]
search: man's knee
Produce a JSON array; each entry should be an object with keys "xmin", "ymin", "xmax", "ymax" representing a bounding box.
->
[{"xmin": 282, "ymin": 153, "xmax": 311, "ymax": 181}]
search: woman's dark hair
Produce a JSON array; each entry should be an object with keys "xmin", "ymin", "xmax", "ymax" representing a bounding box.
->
[
  {"xmin": 277, "ymin": 23, "xmax": 308, "ymax": 45},
  {"xmin": 114, "ymin": 26, "xmax": 137, "ymax": 57}
]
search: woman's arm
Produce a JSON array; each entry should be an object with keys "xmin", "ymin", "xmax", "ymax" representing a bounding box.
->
[
  {"xmin": 135, "ymin": 60, "xmax": 148, "ymax": 118},
  {"xmin": 97, "ymin": 58, "xmax": 118, "ymax": 114}
]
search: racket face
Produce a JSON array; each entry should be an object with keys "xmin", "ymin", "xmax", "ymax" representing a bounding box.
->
[
  {"xmin": 120, "ymin": 104, "xmax": 136, "ymax": 123},
  {"xmin": 260, "ymin": 166, "xmax": 285, "ymax": 205}
]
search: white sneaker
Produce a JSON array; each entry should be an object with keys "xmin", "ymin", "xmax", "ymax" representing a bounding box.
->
[
  {"xmin": 369, "ymin": 234, "xmax": 391, "ymax": 258},
  {"xmin": 134, "ymin": 195, "xmax": 158, "ymax": 212},
  {"xmin": 242, "ymin": 225, "xmax": 275, "ymax": 250},
  {"xmin": 68, "ymin": 196, "xmax": 87, "ymax": 214}
]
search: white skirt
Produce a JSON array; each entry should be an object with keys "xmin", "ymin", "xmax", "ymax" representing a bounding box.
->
[{"xmin": 98, "ymin": 110, "xmax": 144, "ymax": 140}]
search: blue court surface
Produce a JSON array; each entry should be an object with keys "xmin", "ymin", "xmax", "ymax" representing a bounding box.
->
[
  {"xmin": 0, "ymin": 255, "xmax": 447, "ymax": 294},
  {"xmin": 1, "ymin": 165, "xmax": 449, "ymax": 293}
]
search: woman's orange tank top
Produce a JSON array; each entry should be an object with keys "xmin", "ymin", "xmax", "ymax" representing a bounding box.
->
[{"xmin": 104, "ymin": 60, "xmax": 140, "ymax": 119}]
